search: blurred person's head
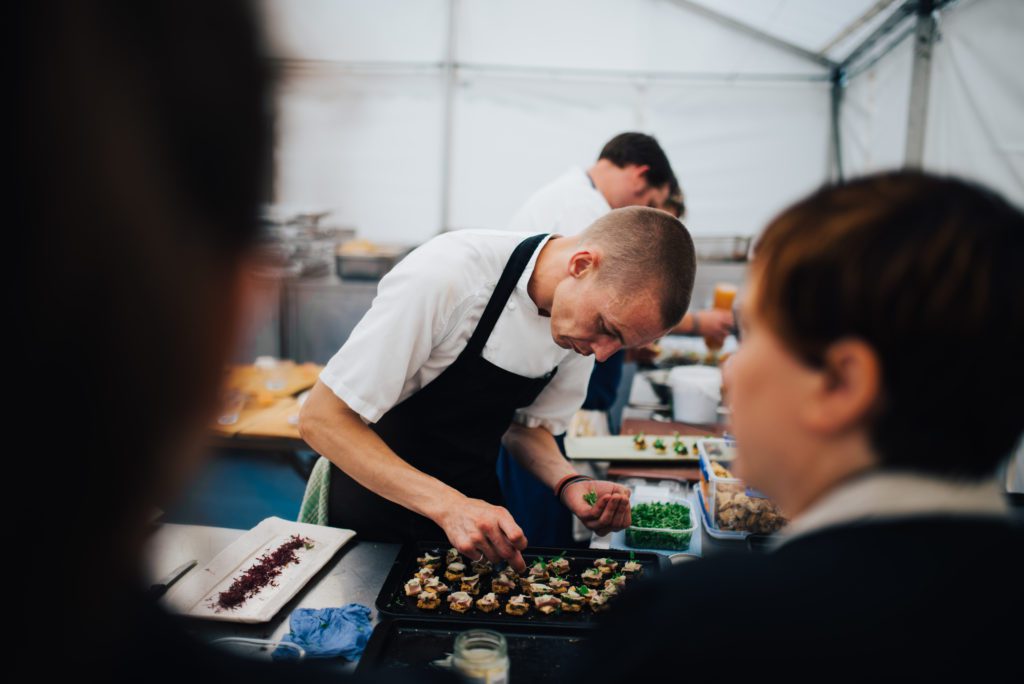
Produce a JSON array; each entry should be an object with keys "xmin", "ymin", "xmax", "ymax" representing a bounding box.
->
[
  {"xmin": 724, "ymin": 171, "xmax": 1024, "ymax": 517},
  {"xmin": 589, "ymin": 132, "xmax": 676, "ymax": 210},
  {"xmin": 545, "ymin": 207, "xmax": 696, "ymax": 362},
  {"xmin": 16, "ymin": 0, "xmax": 273, "ymax": 619}
]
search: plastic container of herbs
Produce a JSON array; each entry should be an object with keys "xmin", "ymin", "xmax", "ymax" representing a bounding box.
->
[{"xmin": 625, "ymin": 500, "xmax": 695, "ymax": 551}]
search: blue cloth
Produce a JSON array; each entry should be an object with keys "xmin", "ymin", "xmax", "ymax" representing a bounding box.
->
[{"xmin": 272, "ymin": 603, "xmax": 373, "ymax": 661}]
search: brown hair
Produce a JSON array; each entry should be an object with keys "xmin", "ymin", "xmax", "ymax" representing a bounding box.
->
[
  {"xmin": 752, "ymin": 170, "xmax": 1024, "ymax": 478},
  {"xmin": 579, "ymin": 206, "xmax": 696, "ymax": 329}
]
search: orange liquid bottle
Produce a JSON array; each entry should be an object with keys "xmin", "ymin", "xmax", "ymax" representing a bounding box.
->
[{"xmin": 705, "ymin": 283, "xmax": 737, "ymax": 353}]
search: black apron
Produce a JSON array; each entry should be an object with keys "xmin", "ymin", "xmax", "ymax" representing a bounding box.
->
[{"xmin": 327, "ymin": 233, "xmax": 558, "ymax": 542}]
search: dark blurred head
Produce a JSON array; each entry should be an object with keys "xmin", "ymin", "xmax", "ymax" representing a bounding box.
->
[
  {"xmin": 595, "ymin": 132, "xmax": 676, "ymax": 209},
  {"xmin": 729, "ymin": 171, "xmax": 1024, "ymax": 499},
  {"xmin": 16, "ymin": 0, "xmax": 273, "ymax": 600}
]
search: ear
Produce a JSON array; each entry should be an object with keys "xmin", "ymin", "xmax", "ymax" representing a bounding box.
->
[
  {"xmin": 631, "ymin": 164, "xmax": 650, "ymax": 190},
  {"xmin": 802, "ymin": 339, "xmax": 881, "ymax": 436},
  {"xmin": 567, "ymin": 249, "xmax": 598, "ymax": 278}
]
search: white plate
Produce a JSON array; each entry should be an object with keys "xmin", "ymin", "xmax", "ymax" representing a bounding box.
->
[
  {"xmin": 565, "ymin": 435, "xmax": 704, "ymax": 462},
  {"xmin": 163, "ymin": 517, "xmax": 355, "ymax": 623}
]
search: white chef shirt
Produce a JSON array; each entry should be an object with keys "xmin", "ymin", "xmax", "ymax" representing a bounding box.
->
[
  {"xmin": 508, "ymin": 166, "xmax": 611, "ymax": 235},
  {"xmin": 768, "ymin": 469, "xmax": 1011, "ymax": 551},
  {"xmin": 319, "ymin": 229, "xmax": 595, "ymax": 436}
]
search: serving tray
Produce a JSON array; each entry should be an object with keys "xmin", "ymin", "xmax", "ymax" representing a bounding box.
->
[{"xmin": 375, "ymin": 542, "xmax": 669, "ymax": 629}]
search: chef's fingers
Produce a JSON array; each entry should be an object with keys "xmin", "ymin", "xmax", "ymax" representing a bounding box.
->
[
  {"xmin": 598, "ymin": 497, "xmax": 618, "ymax": 532},
  {"xmin": 592, "ymin": 494, "xmax": 623, "ymax": 531},
  {"xmin": 611, "ymin": 496, "xmax": 631, "ymax": 530},
  {"xmin": 470, "ymin": 533, "xmax": 503, "ymax": 566},
  {"xmin": 495, "ymin": 514, "xmax": 528, "ymax": 575},
  {"xmin": 497, "ymin": 510, "xmax": 528, "ymax": 551},
  {"xmin": 601, "ymin": 495, "xmax": 629, "ymax": 535},
  {"xmin": 482, "ymin": 517, "xmax": 525, "ymax": 571},
  {"xmin": 581, "ymin": 494, "xmax": 612, "ymax": 523},
  {"xmin": 488, "ymin": 527, "xmax": 526, "ymax": 574}
]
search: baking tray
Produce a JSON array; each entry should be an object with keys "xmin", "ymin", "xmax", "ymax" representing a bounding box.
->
[
  {"xmin": 357, "ymin": 617, "xmax": 589, "ymax": 681},
  {"xmin": 376, "ymin": 542, "xmax": 669, "ymax": 628}
]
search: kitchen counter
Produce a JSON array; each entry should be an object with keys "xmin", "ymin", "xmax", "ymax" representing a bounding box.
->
[{"xmin": 144, "ymin": 523, "xmax": 399, "ymax": 673}]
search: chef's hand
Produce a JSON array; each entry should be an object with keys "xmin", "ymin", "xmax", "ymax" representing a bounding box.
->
[
  {"xmin": 562, "ymin": 480, "xmax": 631, "ymax": 537},
  {"xmin": 436, "ymin": 496, "xmax": 528, "ymax": 573},
  {"xmin": 697, "ymin": 309, "xmax": 735, "ymax": 347}
]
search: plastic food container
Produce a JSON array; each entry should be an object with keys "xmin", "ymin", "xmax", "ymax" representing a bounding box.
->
[
  {"xmin": 668, "ymin": 366, "xmax": 722, "ymax": 424},
  {"xmin": 698, "ymin": 439, "xmax": 786, "ymax": 536},
  {"xmin": 625, "ymin": 500, "xmax": 695, "ymax": 551}
]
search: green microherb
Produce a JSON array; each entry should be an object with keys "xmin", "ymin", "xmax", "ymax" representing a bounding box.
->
[
  {"xmin": 583, "ymin": 490, "xmax": 598, "ymax": 506},
  {"xmin": 577, "ymin": 585, "xmax": 589, "ymax": 595},
  {"xmin": 631, "ymin": 501, "xmax": 691, "ymax": 530}
]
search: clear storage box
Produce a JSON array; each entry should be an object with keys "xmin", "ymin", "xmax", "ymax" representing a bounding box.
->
[
  {"xmin": 697, "ymin": 439, "xmax": 787, "ymax": 535},
  {"xmin": 625, "ymin": 500, "xmax": 695, "ymax": 551}
]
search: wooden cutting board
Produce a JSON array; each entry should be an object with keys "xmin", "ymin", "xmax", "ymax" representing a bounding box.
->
[
  {"xmin": 224, "ymin": 362, "xmax": 322, "ymax": 399},
  {"xmin": 237, "ymin": 397, "xmax": 303, "ymax": 440}
]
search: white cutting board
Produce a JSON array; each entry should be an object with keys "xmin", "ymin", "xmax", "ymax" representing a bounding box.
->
[
  {"xmin": 163, "ymin": 517, "xmax": 355, "ymax": 623},
  {"xmin": 565, "ymin": 434, "xmax": 703, "ymax": 462}
]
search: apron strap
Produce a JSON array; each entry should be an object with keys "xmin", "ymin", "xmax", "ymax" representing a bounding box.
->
[{"xmin": 463, "ymin": 233, "xmax": 548, "ymax": 358}]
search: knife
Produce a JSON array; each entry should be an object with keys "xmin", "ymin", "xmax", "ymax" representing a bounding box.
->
[{"xmin": 148, "ymin": 559, "xmax": 197, "ymax": 599}]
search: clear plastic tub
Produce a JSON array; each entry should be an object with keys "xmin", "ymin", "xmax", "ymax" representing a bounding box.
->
[
  {"xmin": 625, "ymin": 500, "xmax": 695, "ymax": 551},
  {"xmin": 697, "ymin": 439, "xmax": 786, "ymax": 536}
]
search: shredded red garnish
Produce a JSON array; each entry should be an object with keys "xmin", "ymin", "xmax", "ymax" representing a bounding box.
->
[{"xmin": 211, "ymin": 534, "xmax": 313, "ymax": 611}]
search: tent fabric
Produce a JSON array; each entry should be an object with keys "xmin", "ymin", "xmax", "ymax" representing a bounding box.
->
[{"xmin": 260, "ymin": 0, "xmax": 1024, "ymax": 246}]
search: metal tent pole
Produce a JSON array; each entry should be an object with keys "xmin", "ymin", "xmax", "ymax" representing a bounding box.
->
[
  {"xmin": 439, "ymin": 0, "xmax": 458, "ymax": 233},
  {"xmin": 829, "ymin": 67, "xmax": 848, "ymax": 183},
  {"xmin": 905, "ymin": 0, "xmax": 938, "ymax": 167}
]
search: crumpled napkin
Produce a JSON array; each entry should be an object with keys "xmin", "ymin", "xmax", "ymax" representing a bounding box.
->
[{"xmin": 272, "ymin": 603, "xmax": 373, "ymax": 661}]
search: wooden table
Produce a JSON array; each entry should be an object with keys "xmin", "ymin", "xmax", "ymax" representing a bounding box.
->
[{"xmin": 209, "ymin": 362, "xmax": 322, "ymax": 477}]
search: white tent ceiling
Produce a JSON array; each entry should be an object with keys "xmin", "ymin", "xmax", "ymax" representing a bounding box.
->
[
  {"xmin": 683, "ymin": 0, "xmax": 906, "ymax": 63},
  {"xmin": 259, "ymin": 0, "xmax": 1024, "ymax": 244}
]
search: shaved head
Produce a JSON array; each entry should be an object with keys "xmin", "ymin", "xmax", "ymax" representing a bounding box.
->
[{"xmin": 576, "ymin": 206, "xmax": 696, "ymax": 328}]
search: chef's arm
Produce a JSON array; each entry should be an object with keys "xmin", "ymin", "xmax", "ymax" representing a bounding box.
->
[
  {"xmin": 502, "ymin": 422, "xmax": 633, "ymax": 535},
  {"xmin": 299, "ymin": 380, "xmax": 528, "ymax": 570},
  {"xmin": 500, "ymin": 422, "xmax": 576, "ymax": 487}
]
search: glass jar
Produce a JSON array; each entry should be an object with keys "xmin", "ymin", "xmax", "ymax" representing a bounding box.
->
[{"xmin": 452, "ymin": 629, "xmax": 509, "ymax": 684}]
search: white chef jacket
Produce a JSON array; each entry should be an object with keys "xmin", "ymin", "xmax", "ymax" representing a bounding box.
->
[
  {"xmin": 319, "ymin": 229, "xmax": 595, "ymax": 436},
  {"xmin": 508, "ymin": 166, "xmax": 611, "ymax": 235}
]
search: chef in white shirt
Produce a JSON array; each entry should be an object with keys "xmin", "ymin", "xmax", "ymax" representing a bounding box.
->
[
  {"xmin": 299, "ymin": 206, "xmax": 697, "ymax": 570},
  {"xmin": 500, "ymin": 133, "xmax": 732, "ymax": 547}
]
